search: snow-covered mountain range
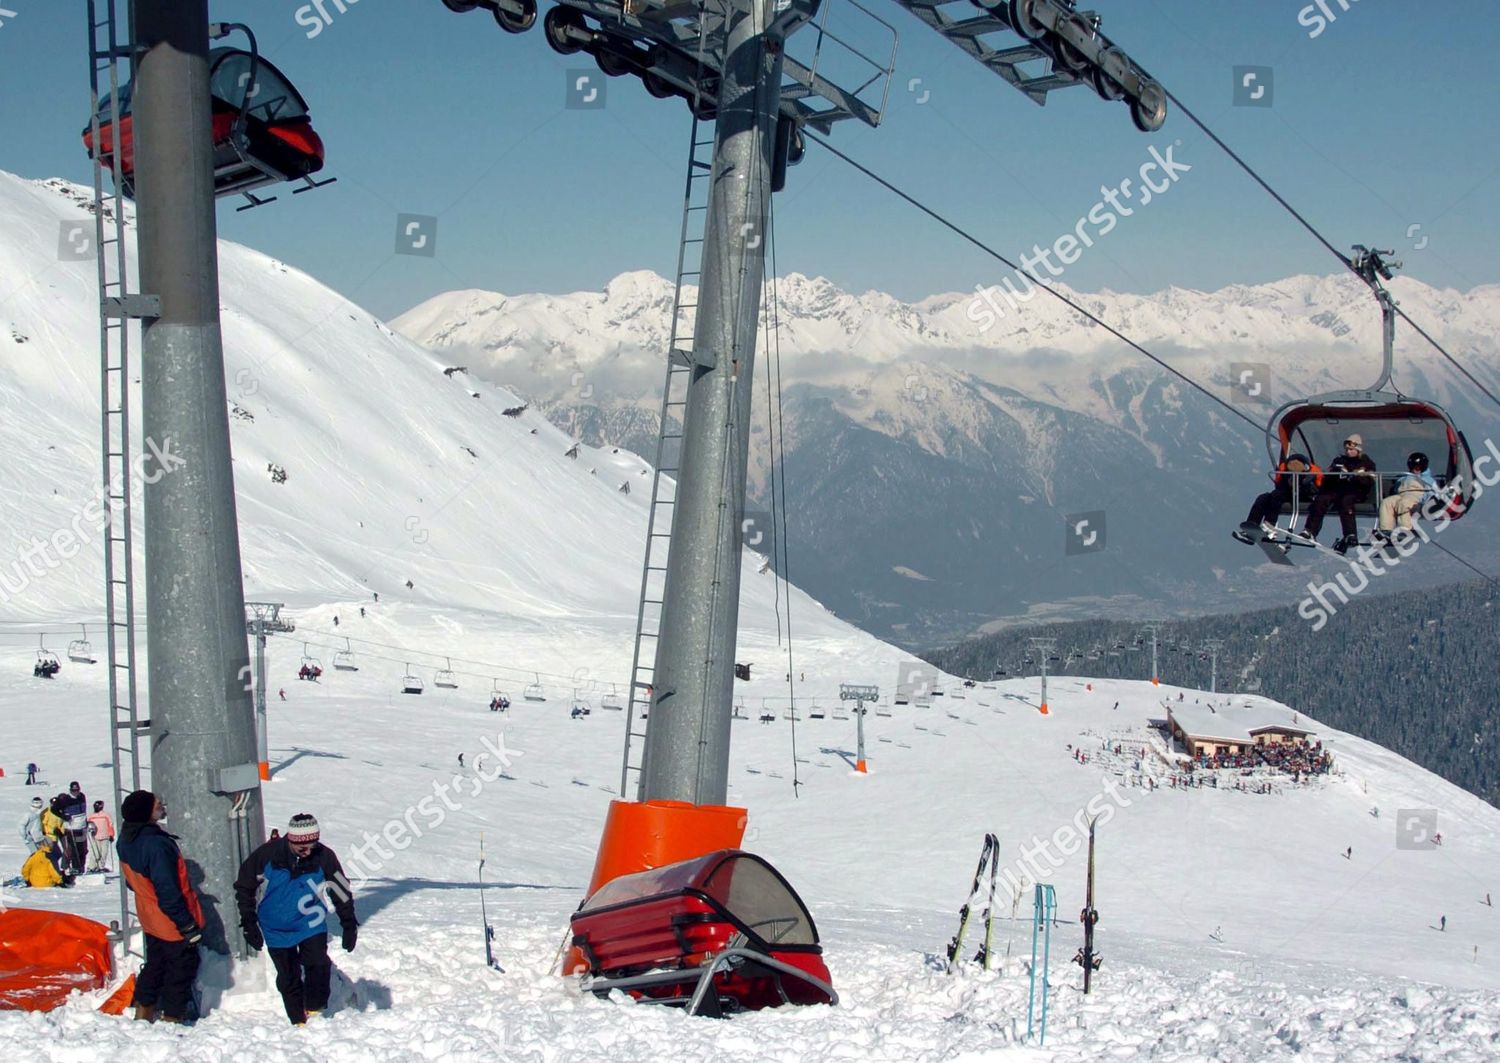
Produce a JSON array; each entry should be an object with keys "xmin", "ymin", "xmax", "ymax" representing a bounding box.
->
[{"xmin": 394, "ymin": 271, "xmax": 1500, "ymax": 645}]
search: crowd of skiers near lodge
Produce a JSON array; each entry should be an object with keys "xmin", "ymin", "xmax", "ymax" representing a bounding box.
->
[{"xmin": 17, "ymin": 777, "xmax": 357, "ymax": 1027}]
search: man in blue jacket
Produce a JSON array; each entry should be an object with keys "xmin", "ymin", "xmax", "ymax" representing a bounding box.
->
[{"xmin": 234, "ymin": 813, "xmax": 358, "ymax": 1025}]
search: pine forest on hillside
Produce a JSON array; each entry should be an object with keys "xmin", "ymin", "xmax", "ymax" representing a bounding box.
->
[{"xmin": 929, "ymin": 579, "xmax": 1500, "ymax": 807}]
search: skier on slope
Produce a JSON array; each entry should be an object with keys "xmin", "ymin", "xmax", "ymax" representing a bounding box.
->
[
  {"xmin": 61, "ymin": 782, "xmax": 90, "ymax": 875},
  {"xmin": 19, "ymin": 796, "xmax": 46, "ymax": 851},
  {"xmin": 87, "ymin": 800, "xmax": 116, "ymax": 873},
  {"xmin": 235, "ymin": 814, "xmax": 358, "ymax": 1026}
]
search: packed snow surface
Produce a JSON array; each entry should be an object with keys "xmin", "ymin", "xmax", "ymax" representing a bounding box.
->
[{"xmin": 1, "ymin": 172, "xmax": 1498, "ymax": 1059}]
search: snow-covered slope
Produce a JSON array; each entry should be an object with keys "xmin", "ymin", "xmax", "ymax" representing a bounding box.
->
[
  {"xmin": 2, "ymin": 170, "xmax": 1499, "ymax": 1059},
  {"xmin": 0, "ymin": 172, "xmax": 884, "ymax": 680},
  {"xmin": 4, "ymin": 662, "xmax": 1500, "ymax": 1060}
]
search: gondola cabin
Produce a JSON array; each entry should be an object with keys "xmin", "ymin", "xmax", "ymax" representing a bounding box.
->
[
  {"xmin": 1269, "ymin": 392, "xmax": 1475, "ymax": 520},
  {"xmin": 83, "ymin": 47, "xmax": 328, "ymax": 204}
]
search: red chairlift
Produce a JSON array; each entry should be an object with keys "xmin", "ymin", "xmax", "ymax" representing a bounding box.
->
[
  {"xmin": 569, "ymin": 849, "xmax": 836, "ymax": 1017},
  {"xmin": 1265, "ymin": 249, "xmax": 1475, "ymax": 530},
  {"xmin": 83, "ymin": 34, "xmax": 332, "ymax": 211}
]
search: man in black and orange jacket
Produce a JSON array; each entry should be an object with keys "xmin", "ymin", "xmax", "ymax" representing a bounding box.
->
[
  {"xmin": 116, "ymin": 789, "xmax": 204, "ymax": 1024},
  {"xmin": 1236, "ymin": 453, "xmax": 1322, "ymax": 542}
]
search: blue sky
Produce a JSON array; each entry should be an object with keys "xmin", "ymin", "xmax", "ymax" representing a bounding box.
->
[{"xmin": 3, "ymin": 1, "xmax": 1498, "ymax": 319}]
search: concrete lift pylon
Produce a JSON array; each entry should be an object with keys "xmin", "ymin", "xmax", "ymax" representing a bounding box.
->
[
  {"xmin": 113, "ymin": 0, "xmax": 266, "ymax": 960},
  {"xmin": 444, "ymin": 0, "xmax": 1168, "ymax": 900}
]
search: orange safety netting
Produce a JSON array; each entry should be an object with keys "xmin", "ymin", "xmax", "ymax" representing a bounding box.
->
[{"xmin": 0, "ymin": 909, "xmax": 114, "ymax": 1012}]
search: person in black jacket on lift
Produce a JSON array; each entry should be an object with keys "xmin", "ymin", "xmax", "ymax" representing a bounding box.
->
[{"xmin": 1298, "ymin": 433, "xmax": 1378, "ymax": 553}]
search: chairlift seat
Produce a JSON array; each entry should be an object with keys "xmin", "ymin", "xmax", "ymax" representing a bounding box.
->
[
  {"xmin": 83, "ymin": 48, "xmax": 327, "ymax": 202},
  {"xmin": 333, "ymin": 652, "xmax": 359, "ymax": 672},
  {"xmin": 435, "ymin": 671, "xmax": 460, "ymax": 690},
  {"xmin": 524, "ymin": 683, "xmax": 546, "ymax": 702},
  {"xmin": 570, "ymin": 849, "xmax": 836, "ymax": 1017},
  {"xmin": 601, "ymin": 693, "xmax": 625, "ymax": 711},
  {"xmin": 401, "ymin": 675, "xmax": 424, "ymax": 695},
  {"xmin": 66, "ymin": 640, "xmax": 96, "ymax": 664},
  {"xmin": 1269, "ymin": 391, "xmax": 1475, "ymax": 521}
]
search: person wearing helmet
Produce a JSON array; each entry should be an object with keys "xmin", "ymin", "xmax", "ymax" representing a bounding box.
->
[
  {"xmin": 1374, "ymin": 451, "xmax": 1438, "ymax": 545},
  {"xmin": 1298, "ymin": 433, "xmax": 1377, "ymax": 553}
]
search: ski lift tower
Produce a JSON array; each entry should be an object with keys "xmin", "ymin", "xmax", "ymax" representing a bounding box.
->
[
  {"xmin": 1202, "ymin": 638, "xmax": 1223, "ymax": 695},
  {"xmin": 443, "ymin": 0, "xmax": 1165, "ymax": 898},
  {"xmin": 245, "ymin": 603, "xmax": 295, "ymax": 781},
  {"xmin": 94, "ymin": 0, "xmax": 267, "ymax": 958},
  {"xmin": 1141, "ymin": 622, "xmax": 1161, "ymax": 686},
  {"xmin": 1029, "ymin": 637, "xmax": 1055, "ymax": 715},
  {"xmin": 839, "ymin": 683, "xmax": 878, "ymax": 772}
]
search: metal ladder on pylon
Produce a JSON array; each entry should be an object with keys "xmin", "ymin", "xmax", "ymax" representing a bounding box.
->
[
  {"xmin": 619, "ymin": 15, "xmax": 721, "ymax": 798},
  {"xmin": 89, "ymin": 0, "xmax": 149, "ymax": 960}
]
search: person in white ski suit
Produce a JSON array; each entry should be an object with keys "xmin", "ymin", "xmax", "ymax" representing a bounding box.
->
[{"xmin": 19, "ymin": 799, "xmax": 46, "ymax": 850}]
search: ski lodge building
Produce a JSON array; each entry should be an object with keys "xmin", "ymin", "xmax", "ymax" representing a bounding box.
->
[{"xmin": 1165, "ymin": 702, "xmax": 1317, "ymax": 759}]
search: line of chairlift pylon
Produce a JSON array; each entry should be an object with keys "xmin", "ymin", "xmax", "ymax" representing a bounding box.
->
[
  {"xmin": 27, "ymin": 620, "xmax": 629, "ymax": 715},
  {"xmin": 289, "ymin": 638, "xmax": 630, "ymax": 715}
]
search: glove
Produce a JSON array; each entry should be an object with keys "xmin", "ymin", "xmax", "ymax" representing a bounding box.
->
[
  {"xmin": 341, "ymin": 923, "xmax": 357, "ymax": 953},
  {"xmin": 179, "ymin": 924, "xmax": 204, "ymax": 946},
  {"xmin": 242, "ymin": 922, "xmax": 264, "ymax": 951}
]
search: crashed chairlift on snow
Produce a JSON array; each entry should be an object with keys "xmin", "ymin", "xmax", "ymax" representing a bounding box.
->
[{"xmin": 570, "ymin": 850, "xmax": 837, "ymax": 1017}]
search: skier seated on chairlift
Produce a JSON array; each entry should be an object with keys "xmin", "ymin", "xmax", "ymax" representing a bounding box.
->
[
  {"xmin": 1234, "ymin": 453, "xmax": 1321, "ymax": 545},
  {"xmin": 1372, "ymin": 451, "xmax": 1439, "ymax": 547},
  {"xmin": 1300, "ymin": 433, "xmax": 1378, "ymax": 553}
]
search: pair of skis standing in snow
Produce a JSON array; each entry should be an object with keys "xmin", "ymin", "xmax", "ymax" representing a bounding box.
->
[
  {"xmin": 945, "ymin": 823, "xmax": 1100, "ymax": 992},
  {"xmin": 1233, "ymin": 439, "xmax": 1443, "ymax": 561}
]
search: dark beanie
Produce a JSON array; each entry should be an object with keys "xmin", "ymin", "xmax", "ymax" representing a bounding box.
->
[{"xmin": 122, "ymin": 790, "xmax": 156, "ymax": 824}]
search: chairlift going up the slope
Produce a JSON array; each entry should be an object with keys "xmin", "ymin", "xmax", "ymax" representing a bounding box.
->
[
  {"xmin": 297, "ymin": 643, "xmax": 323, "ymax": 681},
  {"xmin": 524, "ymin": 675, "xmax": 546, "ymax": 702},
  {"xmin": 83, "ymin": 26, "xmax": 332, "ymax": 211},
  {"xmin": 67, "ymin": 625, "xmax": 97, "ymax": 664},
  {"xmin": 34, "ymin": 635, "xmax": 61, "ymax": 679},
  {"xmin": 1234, "ymin": 247, "xmax": 1476, "ymax": 563},
  {"xmin": 435, "ymin": 658, "xmax": 460, "ymax": 690},
  {"xmin": 401, "ymin": 665, "xmax": 424, "ymax": 696},
  {"xmin": 333, "ymin": 639, "xmax": 359, "ymax": 672}
]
